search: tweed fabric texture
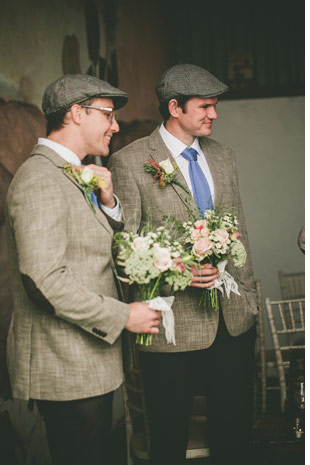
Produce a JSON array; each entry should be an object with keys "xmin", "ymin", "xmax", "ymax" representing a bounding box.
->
[
  {"xmin": 42, "ymin": 74, "xmax": 128, "ymax": 115},
  {"xmin": 155, "ymin": 64, "xmax": 229, "ymax": 103},
  {"xmin": 108, "ymin": 127, "xmax": 257, "ymax": 353},
  {"xmin": 6, "ymin": 145, "xmax": 130, "ymax": 400}
]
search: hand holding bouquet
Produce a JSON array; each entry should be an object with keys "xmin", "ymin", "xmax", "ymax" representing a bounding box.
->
[
  {"xmin": 114, "ymin": 222, "xmax": 194, "ymax": 345},
  {"xmin": 178, "ymin": 208, "xmax": 247, "ymax": 309}
]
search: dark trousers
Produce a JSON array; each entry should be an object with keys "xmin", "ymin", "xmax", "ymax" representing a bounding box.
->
[
  {"xmin": 139, "ymin": 310, "xmax": 256, "ymax": 465},
  {"xmin": 37, "ymin": 392, "xmax": 114, "ymax": 465}
]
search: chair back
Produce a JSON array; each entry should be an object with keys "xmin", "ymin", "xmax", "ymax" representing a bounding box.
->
[
  {"xmin": 265, "ymin": 297, "xmax": 305, "ymax": 412},
  {"xmin": 278, "ymin": 270, "xmax": 305, "ymax": 300}
]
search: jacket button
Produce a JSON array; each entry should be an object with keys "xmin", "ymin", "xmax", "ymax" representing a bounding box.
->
[{"xmin": 92, "ymin": 328, "xmax": 107, "ymax": 337}]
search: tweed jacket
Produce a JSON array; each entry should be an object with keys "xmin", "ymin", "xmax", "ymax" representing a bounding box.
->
[
  {"xmin": 108, "ymin": 127, "xmax": 258, "ymax": 352},
  {"xmin": 6, "ymin": 145, "xmax": 130, "ymax": 401}
]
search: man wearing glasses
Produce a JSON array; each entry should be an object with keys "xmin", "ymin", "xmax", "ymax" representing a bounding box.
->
[{"xmin": 5, "ymin": 74, "xmax": 161, "ymax": 465}]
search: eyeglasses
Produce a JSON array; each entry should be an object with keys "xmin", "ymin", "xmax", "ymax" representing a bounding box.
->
[{"xmin": 80, "ymin": 105, "xmax": 117, "ymax": 123}]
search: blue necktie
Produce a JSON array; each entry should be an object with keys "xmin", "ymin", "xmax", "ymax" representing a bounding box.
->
[
  {"xmin": 181, "ymin": 147, "xmax": 213, "ymax": 216},
  {"xmin": 91, "ymin": 191, "xmax": 99, "ymax": 208}
]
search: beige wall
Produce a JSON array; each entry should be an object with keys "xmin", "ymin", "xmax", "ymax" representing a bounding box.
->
[{"xmin": 212, "ymin": 96, "xmax": 305, "ymax": 301}]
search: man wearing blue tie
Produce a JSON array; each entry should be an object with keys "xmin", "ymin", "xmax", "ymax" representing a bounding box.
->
[{"xmin": 109, "ymin": 64, "xmax": 257, "ymax": 465}]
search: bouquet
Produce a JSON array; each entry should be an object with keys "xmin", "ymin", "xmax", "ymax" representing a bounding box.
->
[
  {"xmin": 114, "ymin": 222, "xmax": 194, "ymax": 345},
  {"xmin": 176, "ymin": 208, "xmax": 247, "ymax": 310}
]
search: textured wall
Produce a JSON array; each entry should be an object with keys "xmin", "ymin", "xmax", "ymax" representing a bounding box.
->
[{"xmin": 0, "ymin": 0, "xmax": 107, "ymax": 105}]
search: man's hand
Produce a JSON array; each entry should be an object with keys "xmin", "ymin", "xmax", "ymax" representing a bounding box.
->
[
  {"xmin": 87, "ymin": 164, "xmax": 115, "ymax": 208},
  {"xmin": 190, "ymin": 263, "xmax": 219, "ymax": 288},
  {"xmin": 126, "ymin": 302, "xmax": 162, "ymax": 334}
]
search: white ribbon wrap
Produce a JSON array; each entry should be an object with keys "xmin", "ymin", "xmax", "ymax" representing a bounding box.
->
[
  {"xmin": 209, "ymin": 259, "xmax": 240, "ymax": 298},
  {"xmin": 146, "ymin": 296, "xmax": 176, "ymax": 345}
]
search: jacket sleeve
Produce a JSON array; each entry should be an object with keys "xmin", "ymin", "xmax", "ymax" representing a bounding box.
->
[
  {"xmin": 6, "ymin": 163, "xmax": 130, "ymax": 345},
  {"xmin": 228, "ymin": 149, "xmax": 257, "ymax": 310}
]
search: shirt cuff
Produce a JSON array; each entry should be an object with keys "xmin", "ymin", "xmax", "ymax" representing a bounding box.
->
[{"xmin": 99, "ymin": 195, "xmax": 122, "ymax": 221}]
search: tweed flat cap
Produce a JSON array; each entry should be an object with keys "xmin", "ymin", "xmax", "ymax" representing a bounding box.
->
[
  {"xmin": 42, "ymin": 74, "xmax": 128, "ymax": 115},
  {"xmin": 155, "ymin": 64, "xmax": 229, "ymax": 103}
]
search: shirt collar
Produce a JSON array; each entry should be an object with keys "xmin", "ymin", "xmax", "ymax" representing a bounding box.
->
[
  {"xmin": 38, "ymin": 138, "xmax": 82, "ymax": 166},
  {"xmin": 159, "ymin": 123, "xmax": 203, "ymax": 165}
]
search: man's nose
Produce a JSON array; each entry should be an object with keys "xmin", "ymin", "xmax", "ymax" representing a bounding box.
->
[
  {"xmin": 111, "ymin": 119, "xmax": 120, "ymax": 133},
  {"xmin": 208, "ymin": 107, "xmax": 218, "ymax": 119}
]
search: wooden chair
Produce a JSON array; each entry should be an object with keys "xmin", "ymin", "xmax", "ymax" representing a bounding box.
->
[
  {"xmin": 265, "ymin": 297, "xmax": 305, "ymax": 412},
  {"xmin": 122, "ymin": 343, "xmax": 210, "ymax": 464},
  {"xmin": 254, "ymin": 279, "xmax": 268, "ymax": 415},
  {"xmin": 278, "ymin": 270, "xmax": 305, "ymax": 300}
]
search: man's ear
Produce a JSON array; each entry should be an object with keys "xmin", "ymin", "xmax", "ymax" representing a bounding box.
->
[
  {"xmin": 70, "ymin": 104, "xmax": 83, "ymax": 124},
  {"xmin": 168, "ymin": 99, "xmax": 181, "ymax": 118}
]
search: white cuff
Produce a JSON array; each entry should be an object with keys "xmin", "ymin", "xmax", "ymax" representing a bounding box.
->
[{"xmin": 100, "ymin": 195, "xmax": 122, "ymax": 221}]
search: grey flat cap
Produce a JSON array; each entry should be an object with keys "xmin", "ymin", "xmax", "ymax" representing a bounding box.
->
[
  {"xmin": 42, "ymin": 74, "xmax": 128, "ymax": 115},
  {"xmin": 155, "ymin": 64, "xmax": 229, "ymax": 103}
]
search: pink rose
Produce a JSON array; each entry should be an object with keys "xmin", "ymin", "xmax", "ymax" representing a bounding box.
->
[
  {"xmin": 200, "ymin": 228, "xmax": 210, "ymax": 237},
  {"xmin": 231, "ymin": 232, "xmax": 241, "ymax": 241},
  {"xmin": 154, "ymin": 247, "xmax": 172, "ymax": 271},
  {"xmin": 191, "ymin": 229, "xmax": 201, "ymax": 241},
  {"xmin": 194, "ymin": 219, "xmax": 208, "ymax": 230},
  {"xmin": 172, "ymin": 257, "xmax": 185, "ymax": 272},
  {"xmin": 215, "ymin": 229, "xmax": 230, "ymax": 245},
  {"xmin": 193, "ymin": 238, "xmax": 213, "ymax": 258},
  {"xmin": 132, "ymin": 237, "xmax": 149, "ymax": 251}
]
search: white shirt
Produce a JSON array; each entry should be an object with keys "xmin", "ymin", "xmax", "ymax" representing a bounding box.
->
[
  {"xmin": 38, "ymin": 138, "xmax": 122, "ymax": 220},
  {"xmin": 159, "ymin": 123, "xmax": 215, "ymax": 202}
]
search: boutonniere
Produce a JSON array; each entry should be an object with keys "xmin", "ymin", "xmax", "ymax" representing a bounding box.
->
[
  {"xmin": 63, "ymin": 164, "xmax": 106, "ymax": 211},
  {"xmin": 144, "ymin": 158, "xmax": 189, "ymax": 194}
]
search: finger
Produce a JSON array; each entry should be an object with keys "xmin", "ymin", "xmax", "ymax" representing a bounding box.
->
[
  {"xmin": 191, "ymin": 266, "xmax": 217, "ymax": 276},
  {"xmin": 148, "ymin": 327, "xmax": 160, "ymax": 334},
  {"xmin": 147, "ymin": 308, "xmax": 162, "ymax": 318},
  {"xmin": 199, "ymin": 267, "xmax": 218, "ymax": 275},
  {"xmin": 191, "ymin": 273, "xmax": 219, "ymax": 283},
  {"xmin": 191, "ymin": 281, "xmax": 217, "ymax": 289}
]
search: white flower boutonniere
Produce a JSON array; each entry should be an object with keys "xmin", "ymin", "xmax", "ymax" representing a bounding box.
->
[
  {"xmin": 144, "ymin": 157, "xmax": 189, "ymax": 194},
  {"xmin": 63, "ymin": 164, "xmax": 106, "ymax": 211}
]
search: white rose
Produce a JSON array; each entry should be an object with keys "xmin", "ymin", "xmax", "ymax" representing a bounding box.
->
[
  {"xmin": 132, "ymin": 237, "xmax": 149, "ymax": 251},
  {"xmin": 154, "ymin": 247, "xmax": 172, "ymax": 271},
  {"xmin": 80, "ymin": 166, "xmax": 94, "ymax": 183},
  {"xmin": 159, "ymin": 158, "xmax": 174, "ymax": 174}
]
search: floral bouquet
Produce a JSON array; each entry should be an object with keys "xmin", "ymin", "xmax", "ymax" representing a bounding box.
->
[
  {"xmin": 63, "ymin": 164, "xmax": 106, "ymax": 211},
  {"xmin": 114, "ymin": 222, "xmax": 194, "ymax": 345},
  {"xmin": 177, "ymin": 208, "xmax": 247, "ymax": 310}
]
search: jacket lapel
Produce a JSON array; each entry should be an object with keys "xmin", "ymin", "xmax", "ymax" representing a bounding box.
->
[
  {"xmin": 31, "ymin": 145, "xmax": 113, "ymax": 236},
  {"xmin": 147, "ymin": 129, "xmax": 198, "ymax": 216},
  {"xmin": 199, "ymin": 138, "xmax": 224, "ymax": 207}
]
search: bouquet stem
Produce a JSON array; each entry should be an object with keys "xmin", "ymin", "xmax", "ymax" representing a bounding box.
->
[
  {"xmin": 199, "ymin": 287, "xmax": 219, "ymax": 310},
  {"xmin": 135, "ymin": 333, "xmax": 153, "ymax": 345}
]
